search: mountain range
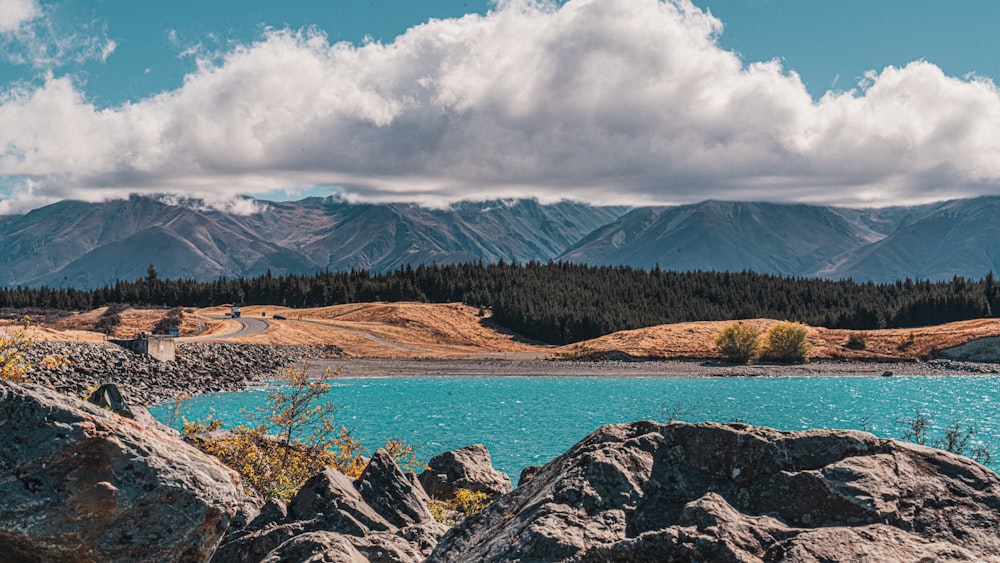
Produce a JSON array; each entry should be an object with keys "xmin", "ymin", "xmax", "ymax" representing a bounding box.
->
[{"xmin": 2, "ymin": 194, "xmax": 999, "ymax": 288}]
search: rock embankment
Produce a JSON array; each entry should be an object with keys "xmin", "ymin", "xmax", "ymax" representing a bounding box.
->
[
  {"xmin": 430, "ymin": 421, "xmax": 1000, "ymax": 562},
  {"xmin": 26, "ymin": 342, "xmax": 340, "ymax": 405}
]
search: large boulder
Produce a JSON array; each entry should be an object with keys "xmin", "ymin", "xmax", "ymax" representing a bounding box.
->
[
  {"xmin": 418, "ymin": 444, "xmax": 511, "ymax": 500},
  {"xmin": 214, "ymin": 449, "xmax": 447, "ymax": 563},
  {"xmin": 0, "ymin": 380, "xmax": 253, "ymax": 562},
  {"xmin": 355, "ymin": 449, "xmax": 436, "ymax": 528},
  {"xmin": 428, "ymin": 421, "xmax": 1000, "ymax": 562}
]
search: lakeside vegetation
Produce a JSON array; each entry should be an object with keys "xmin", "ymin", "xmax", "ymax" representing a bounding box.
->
[{"xmin": 1, "ymin": 262, "xmax": 997, "ymax": 345}]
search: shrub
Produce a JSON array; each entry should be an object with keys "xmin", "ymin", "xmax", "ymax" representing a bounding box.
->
[
  {"xmin": 428, "ymin": 488, "xmax": 492, "ymax": 525},
  {"xmin": 0, "ymin": 318, "xmax": 36, "ymax": 382},
  {"xmin": 714, "ymin": 322, "xmax": 761, "ymax": 364},
  {"xmin": 0, "ymin": 317, "xmax": 69, "ymax": 382},
  {"xmin": 183, "ymin": 364, "xmax": 422, "ymax": 502},
  {"xmin": 95, "ymin": 304, "xmax": 127, "ymax": 335},
  {"xmin": 896, "ymin": 410, "xmax": 994, "ymax": 465},
  {"xmin": 845, "ymin": 332, "xmax": 867, "ymax": 350},
  {"xmin": 153, "ymin": 307, "xmax": 184, "ymax": 335},
  {"xmin": 762, "ymin": 321, "xmax": 811, "ymax": 363}
]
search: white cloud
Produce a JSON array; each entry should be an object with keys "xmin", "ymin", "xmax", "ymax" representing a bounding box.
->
[
  {"xmin": 0, "ymin": 0, "xmax": 114, "ymax": 68},
  {"xmin": 2, "ymin": 0, "xmax": 1000, "ymax": 212},
  {"xmin": 0, "ymin": 0, "xmax": 39, "ymax": 33}
]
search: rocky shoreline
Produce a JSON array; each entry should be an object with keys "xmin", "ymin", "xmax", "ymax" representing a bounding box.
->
[
  {"xmin": 4, "ymin": 377, "xmax": 1000, "ymax": 562},
  {"xmin": 23, "ymin": 341, "xmax": 1000, "ymax": 408},
  {"xmin": 26, "ymin": 341, "xmax": 342, "ymax": 406},
  {"xmin": 315, "ymin": 356, "xmax": 1000, "ymax": 379}
]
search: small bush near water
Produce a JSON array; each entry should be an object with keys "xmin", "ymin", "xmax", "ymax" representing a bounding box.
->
[
  {"xmin": 762, "ymin": 321, "xmax": 811, "ymax": 364},
  {"xmin": 714, "ymin": 322, "xmax": 762, "ymax": 364}
]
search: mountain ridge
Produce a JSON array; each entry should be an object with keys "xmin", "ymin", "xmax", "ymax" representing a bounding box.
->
[{"xmin": 2, "ymin": 194, "xmax": 999, "ymax": 288}]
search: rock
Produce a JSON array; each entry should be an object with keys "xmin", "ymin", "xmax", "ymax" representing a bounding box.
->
[
  {"xmin": 215, "ymin": 456, "xmax": 448, "ymax": 563},
  {"xmin": 26, "ymin": 342, "xmax": 324, "ymax": 406},
  {"xmin": 418, "ymin": 444, "xmax": 511, "ymax": 500},
  {"xmin": 287, "ymin": 468, "xmax": 393, "ymax": 535},
  {"xmin": 428, "ymin": 421, "xmax": 1000, "ymax": 562},
  {"xmin": 517, "ymin": 465, "xmax": 542, "ymax": 486},
  {"xmin": 259, "ymin": 531, "xmax": 368, "ymax": 563},
  {"xmin": 0, "ymin": 380, "xmax": 254, "ymax": 562},
  {"xmin": 86, "ymin": 382, "xmax": 134, "ymax": 418},
  {"xmin": 355, "ymin": 449, "xmax": 436, "ymax": 528}
]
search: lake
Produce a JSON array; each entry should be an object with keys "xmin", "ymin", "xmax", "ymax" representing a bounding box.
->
[{"xmin": 150, "ymin": 375, "xmax": 1000, "ymax": 481}]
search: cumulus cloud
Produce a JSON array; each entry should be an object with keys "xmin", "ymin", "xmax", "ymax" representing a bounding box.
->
[
  {"xmin": 0, "ymin": 0, "xmax": 38, "ymax": 33},
  {"xmin": 2, "ymin": 0, "xmax": 1000, "ymax": 213}
]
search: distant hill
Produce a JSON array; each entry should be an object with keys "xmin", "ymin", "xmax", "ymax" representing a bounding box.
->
[
  {"xmin": 3, "ymin": 194, "xmax": 1000, "ymax": 288},
  {"xmin": 0, "ymin": 195, "xmax": 626, "ymax": 288}
]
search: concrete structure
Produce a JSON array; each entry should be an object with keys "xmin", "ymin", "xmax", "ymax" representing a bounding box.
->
[{"xmin": 111, "ymin": 334, "xmax": 176, "ymax": 362}]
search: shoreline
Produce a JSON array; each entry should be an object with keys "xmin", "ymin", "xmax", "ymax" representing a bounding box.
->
[{"xmin": 310, "ymin": 357, "xmax": 1000, "ymax": 379}]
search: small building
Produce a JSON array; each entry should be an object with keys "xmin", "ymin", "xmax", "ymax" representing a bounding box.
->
[{"xmin": 111, "ymin": 333, "xmax": 176, "ymax": 362}]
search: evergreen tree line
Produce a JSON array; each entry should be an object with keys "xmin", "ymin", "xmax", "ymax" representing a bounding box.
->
[{"xmin": 0, "ymin": 262, "xmax": 997, "ymax": 345}]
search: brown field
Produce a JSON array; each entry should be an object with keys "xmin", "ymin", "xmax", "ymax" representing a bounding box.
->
[
  {"xmin": 556, "ymin": 318, "xmax": 1000, "ymax": 362},
  {"xmin": 20, "ymin": 303, "xmax": 1000, "ymax": 362},
  {"xmin": 40, "ymin": 306, "xmax": 206, "ymax": 340}
]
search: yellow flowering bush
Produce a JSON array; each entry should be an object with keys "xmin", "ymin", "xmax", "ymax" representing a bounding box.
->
[{"xmin": 183, "ymin": 364, "xmax": 423, "ymax": 502}]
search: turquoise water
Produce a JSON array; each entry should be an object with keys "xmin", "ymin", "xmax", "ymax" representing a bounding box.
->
[{"xmin": 151, "ymin": 376, "xmax": 1000, "ymax": 480}]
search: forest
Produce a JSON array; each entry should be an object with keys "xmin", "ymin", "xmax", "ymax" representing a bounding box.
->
[{"xmin": 0, "ymin": 262, "xmax": 996, "ymax": 345}]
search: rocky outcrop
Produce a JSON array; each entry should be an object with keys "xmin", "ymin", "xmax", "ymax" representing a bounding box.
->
[
  {"xmin": 942, "ymin": 336, "xmax": 1000, "ymax": 363},
  {"xmin": 214, "ymin": 449, "xmax": 446, "ymax": 563},
  {"xmin": 418, "ymin": 444, "xmax": 512, "ymax": 500},
  {"xmin": 26, "ymin": 342, "xmax": 329, "ymax": 405},
  {"xmin": 0, "ymin": 379, "xmax": 254, "ymax": 562},
  {"xmin": 429, "ymin": 421, "xmax": 1000, "ymax": 562}
]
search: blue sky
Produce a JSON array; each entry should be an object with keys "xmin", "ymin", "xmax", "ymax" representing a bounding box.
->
[{"xmin": 2, "ymin": 0, "xmax": 1000, "ymax": 212}]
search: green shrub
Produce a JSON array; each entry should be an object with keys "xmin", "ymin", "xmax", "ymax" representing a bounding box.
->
[
  {"xmin": 714, "ymin": 322, "xmax": 761, "ymax": 364},
  {"xmin": 763, "ymin": 321, "xmax": 811, "ymax": 363},
  {"xmin": 845, "ymin": 332, "xmax": 867, "ymax": 350}
]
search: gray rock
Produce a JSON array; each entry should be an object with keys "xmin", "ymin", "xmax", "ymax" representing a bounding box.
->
[
  {"xmin": 418, "ymin": 444, "xmax": 511, "ymax": 500},
  {"xmin": 26, "ymin": 342, "xmax": 324, "ymax": 406},
  {"xmin": 259, "ymin": 530, "xmax": 425, "ymax": 563},
  {"xmin": 428, "ymin": 421, "xmax": 1000, "ymax": 562},
  {"xmin": 287, "ymin": 468, "xmax": 392, "ymax": 535},
  {"xmin": 86, "ymin": 382, "xmax": 134, "ymax": 418},
  {"xmin": 517, "ymin": 465, "xmax": 542, "ymax": 486},
  {"xmin": 259, "ymin": 531, "xmax": 368, "ymax": 563},
  {"xmin": 0, "ymin": 380, "xmax": 253, "ymax": 562},
  {"xmin": 215, "ymin": 455, "xmax": 449, "ymax": 563},
  {"xmin": 355, "ymin": 449, "xmax": 435, "ymax": 528}
]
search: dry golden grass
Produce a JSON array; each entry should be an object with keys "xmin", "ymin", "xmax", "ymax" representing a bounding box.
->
[
  {"xmin": 557, "ymin": 318, "xmax": 1000, "ymax": 362},
  {"xmin": 217, "ymin": 302, "xmax": 550, "ymax": 359},
  {"xmin": 41, "ymin": 306, "xmax": 210, "ymax": 339},
  {"xmin": 26, "ymin": 302, "xmax": 1000, "ymax": 362}
]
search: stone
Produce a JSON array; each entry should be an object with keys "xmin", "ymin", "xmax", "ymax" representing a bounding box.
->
[
  {"xmin": 0, "ymin": 380, "xmax": 253, "ymax": 562},
  {"xmin": 418, "ymin": 444, "xmax": 511, "ymax": 500},
  {"xmin": 355, "ymin": 448, "xmax": 435, "ymax": 528},
  {"xmin": 428, "ymin": 421, "xmax": 1000, "ymax": 562},
  {"xmin": 517, "ymin": 465, "xmax": 542, "ymax": 485},
  {"xmin": 287, "ymin": 468, "xmax": 392, "ymax": 535},
  {"xmin": 86, "ymin": 382, "xmax": 134, "ymax": 418},
  {"xmin": 215, "ymin": 455, "xmax": 450, "ymax": 562},
  {"xmin": 27, "ymin": 342, "xmax": 324, "ymax": 406},
  {"xmin": 258, "ymin": 531, "xmax": 368, "ymax": 563}
]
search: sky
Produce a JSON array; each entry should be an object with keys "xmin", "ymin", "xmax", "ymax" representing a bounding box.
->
[{"xmin": 2, "ymin": 0, "xmax": 1000, "ymax": 214}]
